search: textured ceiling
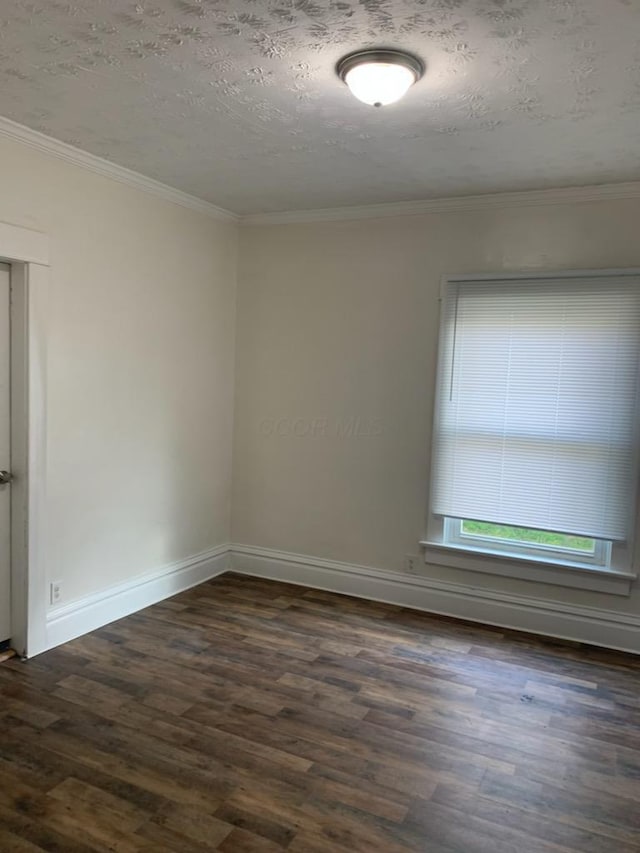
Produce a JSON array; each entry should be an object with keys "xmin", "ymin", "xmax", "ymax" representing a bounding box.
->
[{"xmin": 0, "ymin": 0, "xmax": 638, "ymax": 214}]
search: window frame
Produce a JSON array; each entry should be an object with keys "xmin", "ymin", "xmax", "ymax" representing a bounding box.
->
[
  {"xmin": 444, "ymin": 517, "xmax": 612, "ymax": 567},
  {"xmin": 422, "ymin": 269, "xmax": 640, "ymax": 597}
]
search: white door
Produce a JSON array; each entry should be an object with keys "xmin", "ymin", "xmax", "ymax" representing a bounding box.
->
[{"xmin": 0, "ymin": 264, "xmax": 10, "ymax": 642}]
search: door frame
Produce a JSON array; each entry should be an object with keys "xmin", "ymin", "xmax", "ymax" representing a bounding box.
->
[{"xmin": 0, "ymin": 221, "xmax": 49, "ymax": 657}]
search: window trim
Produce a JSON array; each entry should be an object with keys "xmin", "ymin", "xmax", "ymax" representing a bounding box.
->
[
  {"xmin": 444, "ymin": 517, "xmax": 612, "ymax": 567},
  {"xmin": 420, "ymin": 537, "xmax": 635, "ymax": 596},
  {"xmin": 424, "ymin": 268, "xmax": 640, "ymax": 597}
]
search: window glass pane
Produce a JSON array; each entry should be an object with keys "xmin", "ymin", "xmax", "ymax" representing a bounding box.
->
[{"xmin": 460, "ymin": 520, "xmax": 596, "ymax": 554}]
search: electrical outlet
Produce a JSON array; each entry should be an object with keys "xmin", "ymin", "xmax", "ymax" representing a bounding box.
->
[
  {"xmin": 50, "ymin": 581, "xmax": 62, "ymax": 605},
  {"xmin": 404, "ymin": 554, "xmax": 421, "ymax": 575}
]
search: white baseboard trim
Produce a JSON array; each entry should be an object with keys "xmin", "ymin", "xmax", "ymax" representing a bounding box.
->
[
  {"xmin": 230, "ymin": 544, "xmax": 640, "ymax": 654},
  {"xmin": 45, "ymin": 544, "xmax": 230, "ymax": 652},
  {"xmin": 42, "ymin": 542, "xmax": 640, "ymax": 656}
]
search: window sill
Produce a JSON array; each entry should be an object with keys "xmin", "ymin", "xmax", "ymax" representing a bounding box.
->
[{"xmin": 419, "ymin": 540, "xmax": 636, "ymax": 596}]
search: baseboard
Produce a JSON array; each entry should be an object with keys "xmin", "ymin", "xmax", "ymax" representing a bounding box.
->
[
  {"xmin": 42, "ymin": 542, "xmax": 640, "ymax": 656},
  {"xmin": 230, "ymin": 544, "xmax": 640, "ymax": 654},
  {"xmin": 45, "ymin": 544, "xmax": 230, "ymax": 652}
]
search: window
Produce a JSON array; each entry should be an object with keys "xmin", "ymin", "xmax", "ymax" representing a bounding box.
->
[{"xmin": 423, "ymin": 271, "xmax": 640, "ymax": 593}]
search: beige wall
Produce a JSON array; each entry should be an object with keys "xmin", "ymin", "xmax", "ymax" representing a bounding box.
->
[
  {"xmin": 3, "ymin": 126, "xmax": 639, "ymax": 630},
  {"xmin": 0, "ymin": 136, "xmax": 237, "ymax": 605},
  {"xmin": 233, "ymin": 199, "xmax": 640, "ymax": 616}
]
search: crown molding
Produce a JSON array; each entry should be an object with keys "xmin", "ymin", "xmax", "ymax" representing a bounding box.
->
[
  {"xmin": 241, "ymin": 181, "xmax": 640, "ymax": 225},
  {"xmin": 0, "ymin": 115, "xmax": 238, "ymax": 223},
  {"xmin": 4, "ymin": 113, "xmax": 640, "ymax": 227}
]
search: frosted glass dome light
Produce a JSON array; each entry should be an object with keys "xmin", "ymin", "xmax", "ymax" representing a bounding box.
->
[{"xmin": 337, "ymin": 49, "xmax": 424, "ymax": 107}]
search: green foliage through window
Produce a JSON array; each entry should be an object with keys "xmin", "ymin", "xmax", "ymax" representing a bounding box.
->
[{"xmin": 460, "ymin": 521, "xmax": 595, "ymax": 554}]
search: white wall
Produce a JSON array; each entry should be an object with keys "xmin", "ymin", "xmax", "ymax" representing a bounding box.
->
[
  {"xmin": 233, "ymin": 199, "xmax": 640, "ymax": 620},
  {"xmin": 0, "ymin": 135, "xmax": 237, "ymax": 607},
  {"xmin": 4, "ymin": 124, "xmax": 639, "ymax": 649}
]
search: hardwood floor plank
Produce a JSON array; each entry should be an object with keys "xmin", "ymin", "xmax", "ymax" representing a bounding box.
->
[
  {"xmin": 0, "ymin": 802, "xmax": 97, "ymax": 853},
  {"xmin": 0, "ymin": 571, "xmax": 638, "ymax": 852},
  {"xmin": 480, "ymin": 769, "xmax": 640, "ymax": 845},
  {"xmin": 216, "ymin": 826, "xmax": 285, "ymax": 852},
  {"xmin": 431, "ymin": 781, "xmax": 640, "ymax": 853},
  {"xmin": 151, "ymin": 803, "xmax": 233, "ymax": 848},
  {"xmin": 0, "ymin": 827, "xmax": 46, "ymax": 852},
  {"xmin": 213, "ymin": 802, "xmax": 295, "ymax": 847}
]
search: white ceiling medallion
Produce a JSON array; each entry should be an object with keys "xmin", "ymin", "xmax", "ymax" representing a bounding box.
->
[{"xmin": 336, "ymin": 48, "xmax": 425, "ymax": 107}]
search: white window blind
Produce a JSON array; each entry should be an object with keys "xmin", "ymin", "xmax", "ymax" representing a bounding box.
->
[{"xmin": 430, "ymin": 275, "xmax": 640, "ymax": 542}]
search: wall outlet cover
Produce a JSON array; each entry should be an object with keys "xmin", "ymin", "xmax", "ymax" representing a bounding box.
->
[
  {"xmin": 404, "ymin": 555, "xmax": 421, "ymax": 575},
  {"xmin": 50, "ymin": 581, "xmax": 62, "ymax": 605}
]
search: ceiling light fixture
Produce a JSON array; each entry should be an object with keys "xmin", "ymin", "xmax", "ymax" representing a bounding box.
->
[{"xmin": 337, "ymin": 48, "xmax": 424, "ymax": 107}]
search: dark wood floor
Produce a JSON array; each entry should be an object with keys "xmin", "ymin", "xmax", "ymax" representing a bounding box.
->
[{"xmin": 0, "ymin": 573, "xmax": 639, "ymax": 852}]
